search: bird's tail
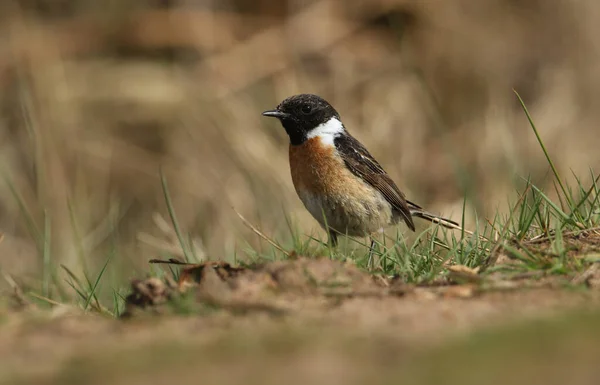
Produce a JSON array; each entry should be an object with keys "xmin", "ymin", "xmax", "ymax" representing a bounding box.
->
[{"xmin": 407, "ymin": 200, "xmax": 465, "ymax": 232}]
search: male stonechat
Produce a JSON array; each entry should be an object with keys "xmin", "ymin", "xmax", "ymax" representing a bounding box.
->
[{"xmin": 262, "ymin": 94, "xmax": 459, "ymax": 252}]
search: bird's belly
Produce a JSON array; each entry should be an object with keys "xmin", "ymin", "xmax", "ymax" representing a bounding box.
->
[
  {"xmin": 296, "ymin": 189, "xmax": 394, "ymax": 237},
  {"xmin": 289, "ymin": 139, "xmax": 394, "ymax": 237}
]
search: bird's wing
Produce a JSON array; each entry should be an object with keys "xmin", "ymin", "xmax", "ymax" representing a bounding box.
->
[{"xmin": 334, "ymin": 134, "xmax": 415, "ymax": 231}]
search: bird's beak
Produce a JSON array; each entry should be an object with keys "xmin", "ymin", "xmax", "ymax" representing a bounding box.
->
[{"xmin": 262, "ymin": 109, "xmax": 289, "ymax": 119}]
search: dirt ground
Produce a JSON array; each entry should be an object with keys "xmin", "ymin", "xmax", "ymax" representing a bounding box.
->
[{"xmin": 1, "ymin": 257, "xmax": 599, "ymax": 385}]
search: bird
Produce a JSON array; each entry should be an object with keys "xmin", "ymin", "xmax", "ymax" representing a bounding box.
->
[{"xmin": 262, "ymin": 93, "xmax": 460, "ymax": 257}]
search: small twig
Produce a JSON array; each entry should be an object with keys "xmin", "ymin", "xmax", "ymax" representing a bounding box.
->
[
  {"xmin": 28, "ymin": 292, "xmax": 64, "ymax": 307},
  {"xmin": 149, "ymin": 258, "xmax": 197, "ymax": 265},
  {"xmin": 374, "ymin": 274, "xmax": 390, "ymax": 287},
  {"xmin": 527, "ymin": 231, "xmax": 554, "ymax": 243}
]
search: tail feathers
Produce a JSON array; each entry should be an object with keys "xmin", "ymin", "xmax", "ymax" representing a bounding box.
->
[
  {"xmin": 406, "ymin": 200, "xmax": 477, "ymax": 236},
  {"xmin": 410, "ymin": 209, "xmax": 462, "ymax": 231}
]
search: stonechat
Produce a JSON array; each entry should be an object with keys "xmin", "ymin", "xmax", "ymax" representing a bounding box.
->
[{"xmin": 262, "ymin": 94, "xmax": 459, "ymax": 252}]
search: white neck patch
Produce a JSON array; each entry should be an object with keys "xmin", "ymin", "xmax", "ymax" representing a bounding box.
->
[{"xmin": 306, "ymin": 117, "xmax": 344, "ymax": 147}]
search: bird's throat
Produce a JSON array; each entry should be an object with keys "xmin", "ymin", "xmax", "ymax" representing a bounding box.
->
[{"xmin": 282, "ymin": 121, "xmax": 307, "ymax": 146}]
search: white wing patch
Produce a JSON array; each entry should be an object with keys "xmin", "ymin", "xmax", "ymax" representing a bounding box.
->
[{"xmin": 306, "ymin": 117, "xmax": 344, "ymax": 147}]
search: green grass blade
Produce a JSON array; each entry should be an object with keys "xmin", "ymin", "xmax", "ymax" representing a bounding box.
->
[
  {"xmin": 63, "ymin": 278, "xmax": 88, "ymax": 303},
  {"xmin": 513, "ymin": 90, "xmax": 571, "ymax": 207},
  {"xmin": 525, "ymin": 182, "xmax": 572, "ymax": 224},
  {"xmin": 61, "ymin": 264, "xmax": 85, "ymax": 290},
  {"xmin": 84, "ymin": 254, "xmax": 112, "ymax": 311}
]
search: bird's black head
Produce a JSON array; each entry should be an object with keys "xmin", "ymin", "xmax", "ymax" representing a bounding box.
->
[{"xmin": 262, "ymin": 94, "xmax": 342, "ymax": 145}]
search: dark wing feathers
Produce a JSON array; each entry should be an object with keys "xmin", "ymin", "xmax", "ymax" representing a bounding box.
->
[
  {"xmin": 406, "ymin": 199, "xmax": 423, "ymax": 210},
  {"xmin": 334, "ymin": 134, "xmax": 416, "ymax": 231}
]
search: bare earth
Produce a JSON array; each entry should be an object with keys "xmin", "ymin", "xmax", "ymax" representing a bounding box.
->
[{"xmin": 1, "ymin": 257, "xmax": 599, "ymax": 385}]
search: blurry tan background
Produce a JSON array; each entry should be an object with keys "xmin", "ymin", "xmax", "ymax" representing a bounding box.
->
[{"xmin": 1, "ymin": 0, "xmax": 599, "ymax": 282}]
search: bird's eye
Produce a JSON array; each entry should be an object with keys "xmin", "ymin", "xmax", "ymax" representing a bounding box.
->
[{"xmin": 301, "ymin": 104, "xmax": 312, "ymax": 114}]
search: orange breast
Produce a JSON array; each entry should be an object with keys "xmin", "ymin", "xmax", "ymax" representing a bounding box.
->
[
  {"xmin": 289, "ymin": 136, "xmax": 375, "ymax": 199},
  {"xmin": 288, "ymin": 137, "xmax": 395, "ymax": 236},
  {"xmin": 289, "ymin": 137, "xmax": 344, "ymax": 195}
]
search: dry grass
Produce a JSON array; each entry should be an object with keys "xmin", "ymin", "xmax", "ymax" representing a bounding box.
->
[{"xmin": 0, "ymin": 0, "xmax": 599, "ymax": 288}]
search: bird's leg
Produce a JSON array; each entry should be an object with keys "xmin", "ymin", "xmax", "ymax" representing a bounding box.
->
[
  {"xmin": 367, "ymin": 237, "xmax": 377, "ymax": 269},
  {"xmin": 368, "ymin": 228, "xmax": 386, "ymax": 268},
  {"xmin": 328, "ymin": 230, "xmax": 338, "ymax": 248}
]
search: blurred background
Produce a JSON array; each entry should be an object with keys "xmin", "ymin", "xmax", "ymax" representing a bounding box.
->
[{"xmin": 1, "ymin": 0, "xmax": 599, "ymax": 284}]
